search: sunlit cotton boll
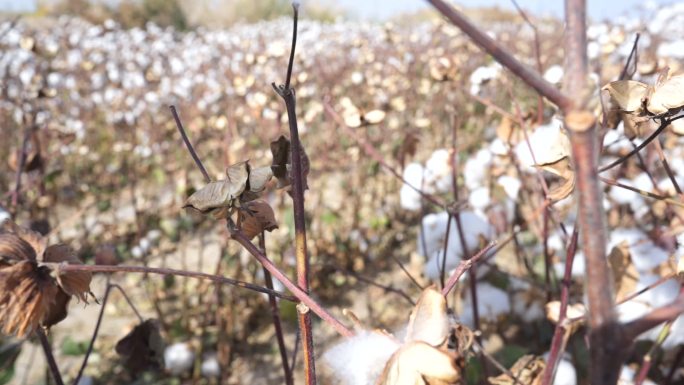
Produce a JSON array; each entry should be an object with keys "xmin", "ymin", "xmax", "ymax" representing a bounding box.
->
[
  {"xmin": 201, "ymin": 353, "xmax": 220, "ymax": 378},
  {"xmin": 164, "ymin": 342, "xmax": 195, "ymax": 375},
  {"xmin": 459, "ymin": 282, "xmax": 510, "ymax": 327},
  {"xmin": 400, "ymin": 162, "xmax": 425, "ymax": 211},
  {"xmin": 420, "ymin": 211, "xmax": 494, "ymax": 280},
  {"xmin": 323, "ymin": 331, "xmax": 400, "ymax": 385},
  {"xmin": 423, "ymin": 149, "xmax": 453, "ymax": 194},
  {"xmin": 513, "ymin": 119, "xmax": 569, "ymax": 169},
  {"xmin": 464, "ymin": 148, "xmax": 493, "ymax": 190},
  {"xmin": 541, "ymin": 352, "xmax": 577, "ymax": 385},
  {"xmin": 543, "ymin": 65, "xmax": 564, "ymax": 84}
]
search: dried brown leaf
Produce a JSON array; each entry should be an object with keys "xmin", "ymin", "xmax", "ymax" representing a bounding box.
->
[
  {"xmin": 489, "ymin": 355, "xmax": 545, "ymax": 385},
  {"xmin": 44, "ymin": 244, "xmax": 93, "ymax": 303},
  {"xmin": 269, "ymin": 135, "xmax": 309, "ymax": 191},
  {"xmin": 406, "ymin": 287, "xmax": 449, "ymax": 347},
  {"xmin": 184, "ymin": 161, "xmax": 249, "ymax": 212},
  {"xmin": 115, "ymin": 319, "xmax": 164, "ymax": 375},
  {"xmin": 602, "ymin": 80, "xmax": 648, "ymax": 113},
  {"xmin": 238, "ymin": 200, "xmax": 278, "ymax": 239},
  {"xmin": 536, "ymin": 157, "xmax": 575, "ymax": 202},
  {"xmin": 608, "ymin": 241, "xmax": 639, "ymax": 300},
  {"xmin": 377, "ymin": 341, "xmax": 459, "ymax": 385}
]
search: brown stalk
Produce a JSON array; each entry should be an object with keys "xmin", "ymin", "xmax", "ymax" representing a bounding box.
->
[
  {"xmin": 36, "ymin": 328, "xmax": 64, "ymax": 385},
  {"xmin": 170, "ymin": 105, "xmax": 211, "ymax": 183},
  {"xmin": 271, "ymin": 4, "xmax": 317, "ymax": 384},
  {"xmin": 541, "ymin": 226, "xmax": 579, "ymax": 385},
  {"xmin": 260, "ymin": 234, "xmax": 293, "ymax": 385},
  {"xmin": 49, "ymin": 263, "xmax": 297, "ymax": 302}
]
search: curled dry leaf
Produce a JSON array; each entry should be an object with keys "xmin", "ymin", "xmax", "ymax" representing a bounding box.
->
[
  {"xmin": 377, "ymin": 341, "xmax": 459, "ymax": 385},
  {"xmin": 183, "ymin": 161, "xmax": 250, "ymax": 212},
  {"xmin": 238, "ymin": 200, "xmax": 279, "ymax": 239},
  {"xmin": 0, "ymin": 221, "xmax": 92, "ymax": 336},
  {"xmin": 536, "ymin": 157, "xmax": 575, "ymax": 202},
  {"xmin": 269, "ymin": 135, "xmax": 310, "ymax": 192},
  {"xmin": 602, "ymin": 80, "xmax": 648, "ymax": 113},
  {"xmin": 44, "ymin": 244, "xmax": 93, "ymax": 303},
  {"xmin": 489, "ymin": 355, "xmax": 545, "ymax": 385},
  {"xmin": 116, "ymin": 319, "xmax": 164, "ymax": 375},
  {"xmin": 406, "ymin": 287, "xmax": 449, "ymax": 347},
  {"xmin": 608, "ymin": 242, "xmax": 639, "ymax": 300}
]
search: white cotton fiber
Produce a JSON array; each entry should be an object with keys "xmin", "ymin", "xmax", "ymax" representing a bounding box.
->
[
  {"xmin": 609, "ymin": 228, "xmax": 669, "ymax": 272},
  {"xmin": 464, "ymin": 148, "xmax": 492, "ymax": 190},
  {"xmin": 420, "ymin": 211, "xmax": 494, "ymax": 280},
  {"xmin": 542, "ymin": 352, "xmax": 577, "ymax": 385},
  {"xmin": 514, "ymin": 120, "xmax": 569, "ymax": 169},
  {"xmin": 323, "ymin": 331, "xmax": 400, "ymax": 385},
  {"xmin": 164, "ymin": 342, "xmax": 195, "ymax": 375},
  {"xmin": 424, "ymin": 148, "xmax": 453, "ymax": 194},
  {"xmin": 459, "ymin": 282, "xmax": 510, "ymax": 327},
  {"xmin": 400, "ymin": 162, "xmax": 425, "ymax": 211}
]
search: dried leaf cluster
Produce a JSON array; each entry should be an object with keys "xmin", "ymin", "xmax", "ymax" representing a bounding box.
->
[{"xmin": 0, "ymin": 220, "xmax": 92, "ymax": 337}]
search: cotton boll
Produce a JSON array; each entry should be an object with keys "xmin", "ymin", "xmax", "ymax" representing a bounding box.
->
[
  {"xmin": 164, "ymin": 342, "xmax": 195, "ymax": 375},
  {"xmin": 323, "ymin": 331, "xmax": 400, "ymax": 385},
  {"xmin": 553, "ymin": 251, "xmax": 586, "ymax": 279},
  {"xmin": 542, "ymin": 352, "xmax": 577, "ymax": 385},
  {"xmin": 0, "ymin": 207, "xmax": 10, "ymax": 223},
  {"xmin": 514, "ymin": 120, "xmax": 569, "ymax": 169},
  {"xmin": 421, "ymin": 211, "xmax": 494, "ymax": 280},
  {"xmin": 201, "ymin": 353, "xmax": 220, "ymax": 378},
  {"xmin": 400, "ymin": 163, "xmax": 425, "ymax": 211},
  {"xmin": 460, "ymin": 283, "xmax": 510, "ymax": 327},
  {"xmin": 497, "ymin": 175, "xmax": 521, "ymax": 200},
  {"xmin": 609, "ymin": 228, "xmax": 669, "ymax": 272},
  {"xmin": 543, "ymin": 65, "xmax": 564, "ymax": 85},
  {"xmin": 424, "ymin": 149, "xmax": 452, "ymax": 193},
  {"xmin": 468, "ymin": 187, "xmax": 490, "ymax": 213},
  {"xmin": 464, "ymin": 149, "xmax": 492, "ymax": 190},
  {"xmin": 619, "ymin": 365, "xmax": 656, "ymax": 385}
]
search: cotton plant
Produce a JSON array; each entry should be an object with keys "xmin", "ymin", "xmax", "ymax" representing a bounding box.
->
[
  {"xmin": 399, "ymin": 149, "xmax": 454, "ymax": 211},
  {"xmin": 323, "ymin": 287, "xmax": 469, "ymax": 385}
]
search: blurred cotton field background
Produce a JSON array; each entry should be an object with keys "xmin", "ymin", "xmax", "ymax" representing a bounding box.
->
[{"xmin": 2, "ymin": 0, "xmax": 684, "ymax": 384}]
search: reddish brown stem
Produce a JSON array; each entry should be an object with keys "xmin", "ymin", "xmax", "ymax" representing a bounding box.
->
[
  {"xmin": 260, "ymin": 235, "xmax": 293, "ymax": 385},
  {"xmin": 169, "ymin": 105, "xmax": 211, "ymax": 183},
  {"xmin": 50, "ymin": 263, "xmax": 297, "ymax": 302},
  {"xmin": 272, "ymin": 4, "xmax": 317, "ymax": 384},
  {"xmin": 230, "ymin": 230, "xmax": 353, "ymax": 337},
  {"xmin": 441, "ymin": 240, "xmax": 500, "ymax": 296},
  {"xmin": 541, "ymin": 226, "xmax": 578, "ymax": 385},
  {"xmin": 36, "ymin": 328, "xmax": 64, "ymax": 385}
]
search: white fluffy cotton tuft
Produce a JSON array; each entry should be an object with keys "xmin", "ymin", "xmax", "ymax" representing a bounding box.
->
[{"xmin": 322, "ymin": 331, "xmax": 400, "ymax": 385}]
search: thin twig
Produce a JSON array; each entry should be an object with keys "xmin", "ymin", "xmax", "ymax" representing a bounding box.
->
[
  {"xmin": 598, "ymin": 116, "xmax": 684, "ymax": 173},
  {"xmin": 619, "ymin": 33, "xmax": 640, "ymax": 81},
  {"xmin": 46, "ymin": 263, "xmax": 297, "ymax": 302},
  {"xmin": 600, "ymin": 176, "xmax": 684, "ymax": 208},
  {"xmin": 541, "ymin": 226, "xmax": 579, "ymax": 385},
  {"xmin": 36, "ymin": 328, "xmax": 64, "ymax": 385},
  {"xmin": 441, "ymin": 240, "xmax": 499, "ymax": 296},
  {"xmin": 169, "ymin": 105, "xmax": 211, "ymax": 183},
  {"xmin": 73, "ymin": 277, "xmax": 112, "ymax": 385},
  {"xmin": 230, "ymin": 229, "xmax": 353, "ymax": 337},
  {"xmin": 260, "ymin": 234, "xmax": 293, "ymax": 385}
]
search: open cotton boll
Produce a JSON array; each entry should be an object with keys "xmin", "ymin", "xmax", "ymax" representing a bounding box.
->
[
  {"xmin": 608, "ymin": 180, "xmax": 647, "ymax": 217},
  {"xmin": 464, "ymin": 148, "xmax": 493, "ymax": 190},
  {"xmin": 609, "ymin": 228, "xmax": 669, "ymax": 272},
  {"xmin": 424, "ymin": 149, "xmax": 453, "ymax": 194},
  {"xmin": 497, "ymin": 175, "xmax": 521, "ymax": 200},
  {"xmin": 468, "ymin": 187, "xmax": 491, "ymax": 214},
  {"xmin": 510, "ymin": 278, "xmax": 544, "ymax": 322},
  {"xmin": 513, "ymin": 120, "xmax": 569, "ymax": 169},
  {"xmin": 543, "ymin": 65, "xmax": 564, "ymax": 85},
  {"xmin": 619, "ymin": 365, "xmax": 656, "ymax": 385},
  {"xmin": 553, "ymin": 251, "xmax": 586, "ymax": 278},
  {"xmin": 459, "ymin": 282, "xmax": 510, "ymax": 327},
  {"xmin": 323, "ymin": 331, "xmax": 400, "ymax": 385},
  {"xmin": 200, "ymin": 353, "xmax": 220, "ymax": 378},
  {"xmin": 541, "ymin": 352, "xmax": 577, "ymax": 385},
  {"xmin": 420, "ymin": 211, "xmax": 494, "ymax": 280},
  {"xmin": 400, "ymin": 162, "xmax": 425, "ymax": 211},
  {"xmin": 164, "ymin": 342, "xmax": 195, "ymax": 375}
]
